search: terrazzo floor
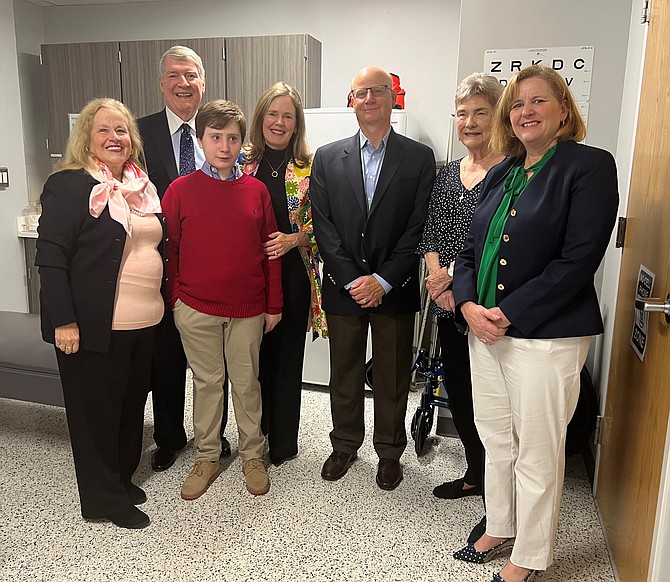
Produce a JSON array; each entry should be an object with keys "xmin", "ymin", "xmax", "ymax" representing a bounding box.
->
[{"xmin": 0, "ymin": 377, "xmax": 615, "ymax": 582}]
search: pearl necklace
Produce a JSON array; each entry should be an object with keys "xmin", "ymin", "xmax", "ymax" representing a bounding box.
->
[
  {"xmin": 129, "ymin": 207, "xmax": 146, "ymax": 217},
  {"xmin": 264, "ymin": 155, "xmax": 287, "ymax": 178}
]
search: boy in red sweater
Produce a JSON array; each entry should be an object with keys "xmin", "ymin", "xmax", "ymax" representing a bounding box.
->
[{"xmin": 162, "ymin": 100, "xmax": 282, "ymax": 499}]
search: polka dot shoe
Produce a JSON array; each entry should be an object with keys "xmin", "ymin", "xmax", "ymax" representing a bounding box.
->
[{"xmin": 453, "ymin": 537, "xmax": 514, "ymax": 564}]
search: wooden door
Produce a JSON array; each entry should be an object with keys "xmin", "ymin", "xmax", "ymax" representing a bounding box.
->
[
  {"xmin": 119, "ymin": 38, "xmax": 226, "ymax": 120},
  {"xmin": 225, "ymin": 34, "xmax": 322, "ymax": 122},
  {"xmin": 41, "ymin": 42, "xmax": 121, "ymax": 156},
  {"xmin": 596, "ymin": 1, "xmax": 670, "ymax": 580}
]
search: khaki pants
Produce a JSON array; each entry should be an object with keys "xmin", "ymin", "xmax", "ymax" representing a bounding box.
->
[
  {"xmin": 173, "ymin": 300, "xmax": 265, "ymax": 461},
  {"xmin": 469, "ymin": 334, "xmax": 592, "ymax": 570}
]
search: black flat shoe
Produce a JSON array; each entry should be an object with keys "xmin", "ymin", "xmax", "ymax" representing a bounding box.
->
[
  {"xmin": 433, "ymin": 478, "xmax": 482, "ymax": 499},
  {"xmin": 220, "ymin": 436, "xmax": 232, "ymax": 458},
  {"xmin": 125, "ymin": 483, "xmax": 147, "ymax": 505},
  {"xmin": 453, "ymin": 538, "xmax": 514, "ymax": 564},
  {"xmin": 468, "ymin": 515, "xmax": 487, "ymax": 544},
  {"xmin": 106, "ymin": 506, "xmax": 150, "ymax": 529},
  {"xmin": 151, "ymin": 447, "xmax": 180, "ymax": 472},
  {"xmin": 270, "ymin": 454, "xmax": 296, "ymax": 467}
]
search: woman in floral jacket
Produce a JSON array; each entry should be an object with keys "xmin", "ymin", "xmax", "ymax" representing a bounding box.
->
[{"xmin": 241, "ymin": 82, "xmax": 327, "ymax": 466}]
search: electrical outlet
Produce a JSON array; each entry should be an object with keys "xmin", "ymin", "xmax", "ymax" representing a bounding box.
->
[{"xmin": 0, "ymin": 167, "xmax": 9, "ymax": 188}]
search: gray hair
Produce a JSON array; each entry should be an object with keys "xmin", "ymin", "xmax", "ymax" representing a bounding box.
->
[
  {"xmin": 159, "ymin": 45, "xmax": 205, "ymax": 80},
  {"xmin": 455, "ymin": 72, "xmax": 503, "ymax": 109}
]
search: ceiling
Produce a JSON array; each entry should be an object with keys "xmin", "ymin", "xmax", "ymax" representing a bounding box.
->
[{"xmin": 24, "ymin": 0, "xmax": 173, "ymax": 6}]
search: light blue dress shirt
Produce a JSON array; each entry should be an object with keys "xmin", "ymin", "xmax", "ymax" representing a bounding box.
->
[
  {"xmin": 200, "ymin": 162, "xmax": 243, "ymax": 181},
  {"xmin": 360, "ymin": 127, "xmax": 390, "ymax": 210},
  {"xmin": 345, "ymin": 128, "xmax": 393, "ymax": 294}
]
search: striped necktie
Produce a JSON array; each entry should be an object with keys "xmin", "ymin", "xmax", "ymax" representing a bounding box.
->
[{"xmin": 179, "ymin": 123, "xmax": 196, "ymax": 176}]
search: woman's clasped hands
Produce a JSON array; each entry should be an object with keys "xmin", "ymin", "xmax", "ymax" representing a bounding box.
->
[{"xmin": 461, "ymin": 301, "xmax": 510, "ymax": 345}]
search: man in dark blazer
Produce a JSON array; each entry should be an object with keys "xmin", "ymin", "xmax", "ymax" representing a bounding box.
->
[
  {"xmin": 310, "ymin": 66, "xmax": 435, "ymax": 490},
  {"xmin": 139, "ymin": 45, "xmax": 229, "ymax": 471}
]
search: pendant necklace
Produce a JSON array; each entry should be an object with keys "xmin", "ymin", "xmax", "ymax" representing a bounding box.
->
[{"xmin": 265, "ymin": 155, "xmax": 287, "ymax": 178}]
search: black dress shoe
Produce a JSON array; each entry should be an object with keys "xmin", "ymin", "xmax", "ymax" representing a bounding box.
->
[
  {"xmin": 433, "ymin": 478, "xmax": 482, "ymax": 499},
  {"xmin": 151, "ymin": 447, "xmax": 180, "ymax": 472},
  {"xmin": 376, "ymin": 458, "xmax": 403, "ymax": 491},
  {"xmin": 125, "ymin": 483, "xmax": 147, "ymax": 505},
  {"xmin": 106, "ymin": 506, "xmax": 150, "ymax": 529},
  {"xmin": 220, "ymin": 436, "xmax": 232, "ymax": 458},
  {"xmin": 321, "ymin": 451, "xmax": 357, "ymax": 481},
  {"xmin": 467, "ymin": 515, "xmax": 487, "ymax": 544}
]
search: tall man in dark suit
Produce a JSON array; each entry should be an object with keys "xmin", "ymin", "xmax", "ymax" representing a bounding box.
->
[
  {"xmin": 139, "ymin": 46, "xmax": 229, "ymax": 471},
  {"xmin": 310, "ymin": 66, "xmax": 435, "ymax": 490}
]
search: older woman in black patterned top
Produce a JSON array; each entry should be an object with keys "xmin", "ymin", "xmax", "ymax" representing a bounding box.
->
[{"xmin": 418, "ymin": 73, "xmax": 503, "ymax": 512}]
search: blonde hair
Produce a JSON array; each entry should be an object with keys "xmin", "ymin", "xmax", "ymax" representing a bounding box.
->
[
  {"xmin": 243, "ymin": 82, "xmax": 310, "ymax": 168},
  {"xmin": 55, "ymin": 98, "xmax": 144, "ymax": 175},
  {"xmin": 491, "ymin": 65, "xmax": 587, "ymax": 157}
]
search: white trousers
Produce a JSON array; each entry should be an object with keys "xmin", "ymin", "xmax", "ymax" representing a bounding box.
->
[{"xmin": 469, "ymin": 334, "xmax": 592, "ymax": 570}]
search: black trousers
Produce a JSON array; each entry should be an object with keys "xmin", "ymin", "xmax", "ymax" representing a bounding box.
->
[
  {"xmin": 259, "ymin": 251, "xmax": 310, "ymax": 460},
  {"xmin": 56, "ymin": 327, "xmax": 154, "ymax": 518},
  {"xmin": 150, "ymin": 306, "xmax": 228, "ymax": 451},
  {"xmin": 327, "ymin": 312, "xmax": 415, "ymax": 459},
  {"xmin": 437, "ymin": 316, "xmax": 484, "ymax": 486}
]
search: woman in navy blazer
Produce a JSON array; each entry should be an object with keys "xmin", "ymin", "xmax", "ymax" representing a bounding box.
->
[
  {"xmin": 452, "ymin": 66, "xmax": 618, "ymax": 582},
  {"xmin": 37, "ymin": 98, "xmax": 164, "ymax": 530}
]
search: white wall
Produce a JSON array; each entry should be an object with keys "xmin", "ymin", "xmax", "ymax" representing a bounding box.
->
[
  {"xmin": 457, "ymin": 0, "xmax": 632, "ymax": 157},
  {"xmin": 650, "ymin": 414, "xmax": 670, "ymax": 581},
  {"xmin": 1, "ymin": 0, "xmax": 31, "ymax": 313},
  {"xmin": 41, "ymin": 0, "xmax": 461, "ymax": 162}
]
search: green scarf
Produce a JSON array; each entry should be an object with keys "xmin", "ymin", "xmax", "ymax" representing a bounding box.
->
[{"xmin": 476, "ymin": 145, "xmax": 557, "ymax": 308}]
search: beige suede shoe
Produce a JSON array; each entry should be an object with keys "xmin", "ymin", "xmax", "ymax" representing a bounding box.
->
[
  {"xmin": 181, "ymin": 460, "xmax": 222, "ymax": 500},
  {"xmin": 243, "ymin": 458, "xmax": 270, "ymax": 495}
]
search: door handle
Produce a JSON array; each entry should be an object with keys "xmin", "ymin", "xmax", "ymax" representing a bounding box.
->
[{"xmin": 635, "ymin": 293, "xmax": 670, "ymax": 323}]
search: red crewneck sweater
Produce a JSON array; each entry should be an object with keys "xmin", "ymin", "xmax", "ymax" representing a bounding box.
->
[{"xmin": 162, "ymin": 170, "xmax": 282, "ymax": 318}]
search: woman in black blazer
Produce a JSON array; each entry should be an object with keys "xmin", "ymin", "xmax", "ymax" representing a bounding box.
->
[
  {"xmin": 452, "ymin": 66, "xmax": 618, "ymax": 582},
  {"xmin": 37, "ymin": 98, "xmax": 163, "ymax": 529}
]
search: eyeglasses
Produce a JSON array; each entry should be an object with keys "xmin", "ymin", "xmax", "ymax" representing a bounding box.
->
[{"xmin": 350, "ymin": 85, "xmax": 391, "ymax": 101}]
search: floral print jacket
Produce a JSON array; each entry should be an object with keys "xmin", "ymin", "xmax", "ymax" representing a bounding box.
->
[{"xmin": 240, "ymin": 156, "xmax": 328, "ymax": 339}]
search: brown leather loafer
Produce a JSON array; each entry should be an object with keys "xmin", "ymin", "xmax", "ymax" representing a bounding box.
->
[
  {"xmin": 376, "ymin": 458, "xmax": 403, "ymax": 490},
  {"xmin": 321, "ymin": 451, "xmax": 357, "ymax": 481}
]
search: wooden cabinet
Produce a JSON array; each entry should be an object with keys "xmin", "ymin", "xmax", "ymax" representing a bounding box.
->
[
  {"xmin": 41, "ymin": 42, "xmax": 122, "ymax": 156},
  {"xmin": 23, "ymin": 238, "xmax": 40, "ymax": 314},
  {"xmin": 224, "ymin": 34, "xmax": 322, "ymax": 121},
  {"xmin": 120, "ymin": 38, "xmax": 226, "ymax": 119},
  {"xmin": 41, "ymin": 35, "xmax": 321, "ymax": 156}
]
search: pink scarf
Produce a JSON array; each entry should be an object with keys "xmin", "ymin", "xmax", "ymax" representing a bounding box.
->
[{"xmin": 88, "ymin": 158, "xmax": 162, "ymax": 236}]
